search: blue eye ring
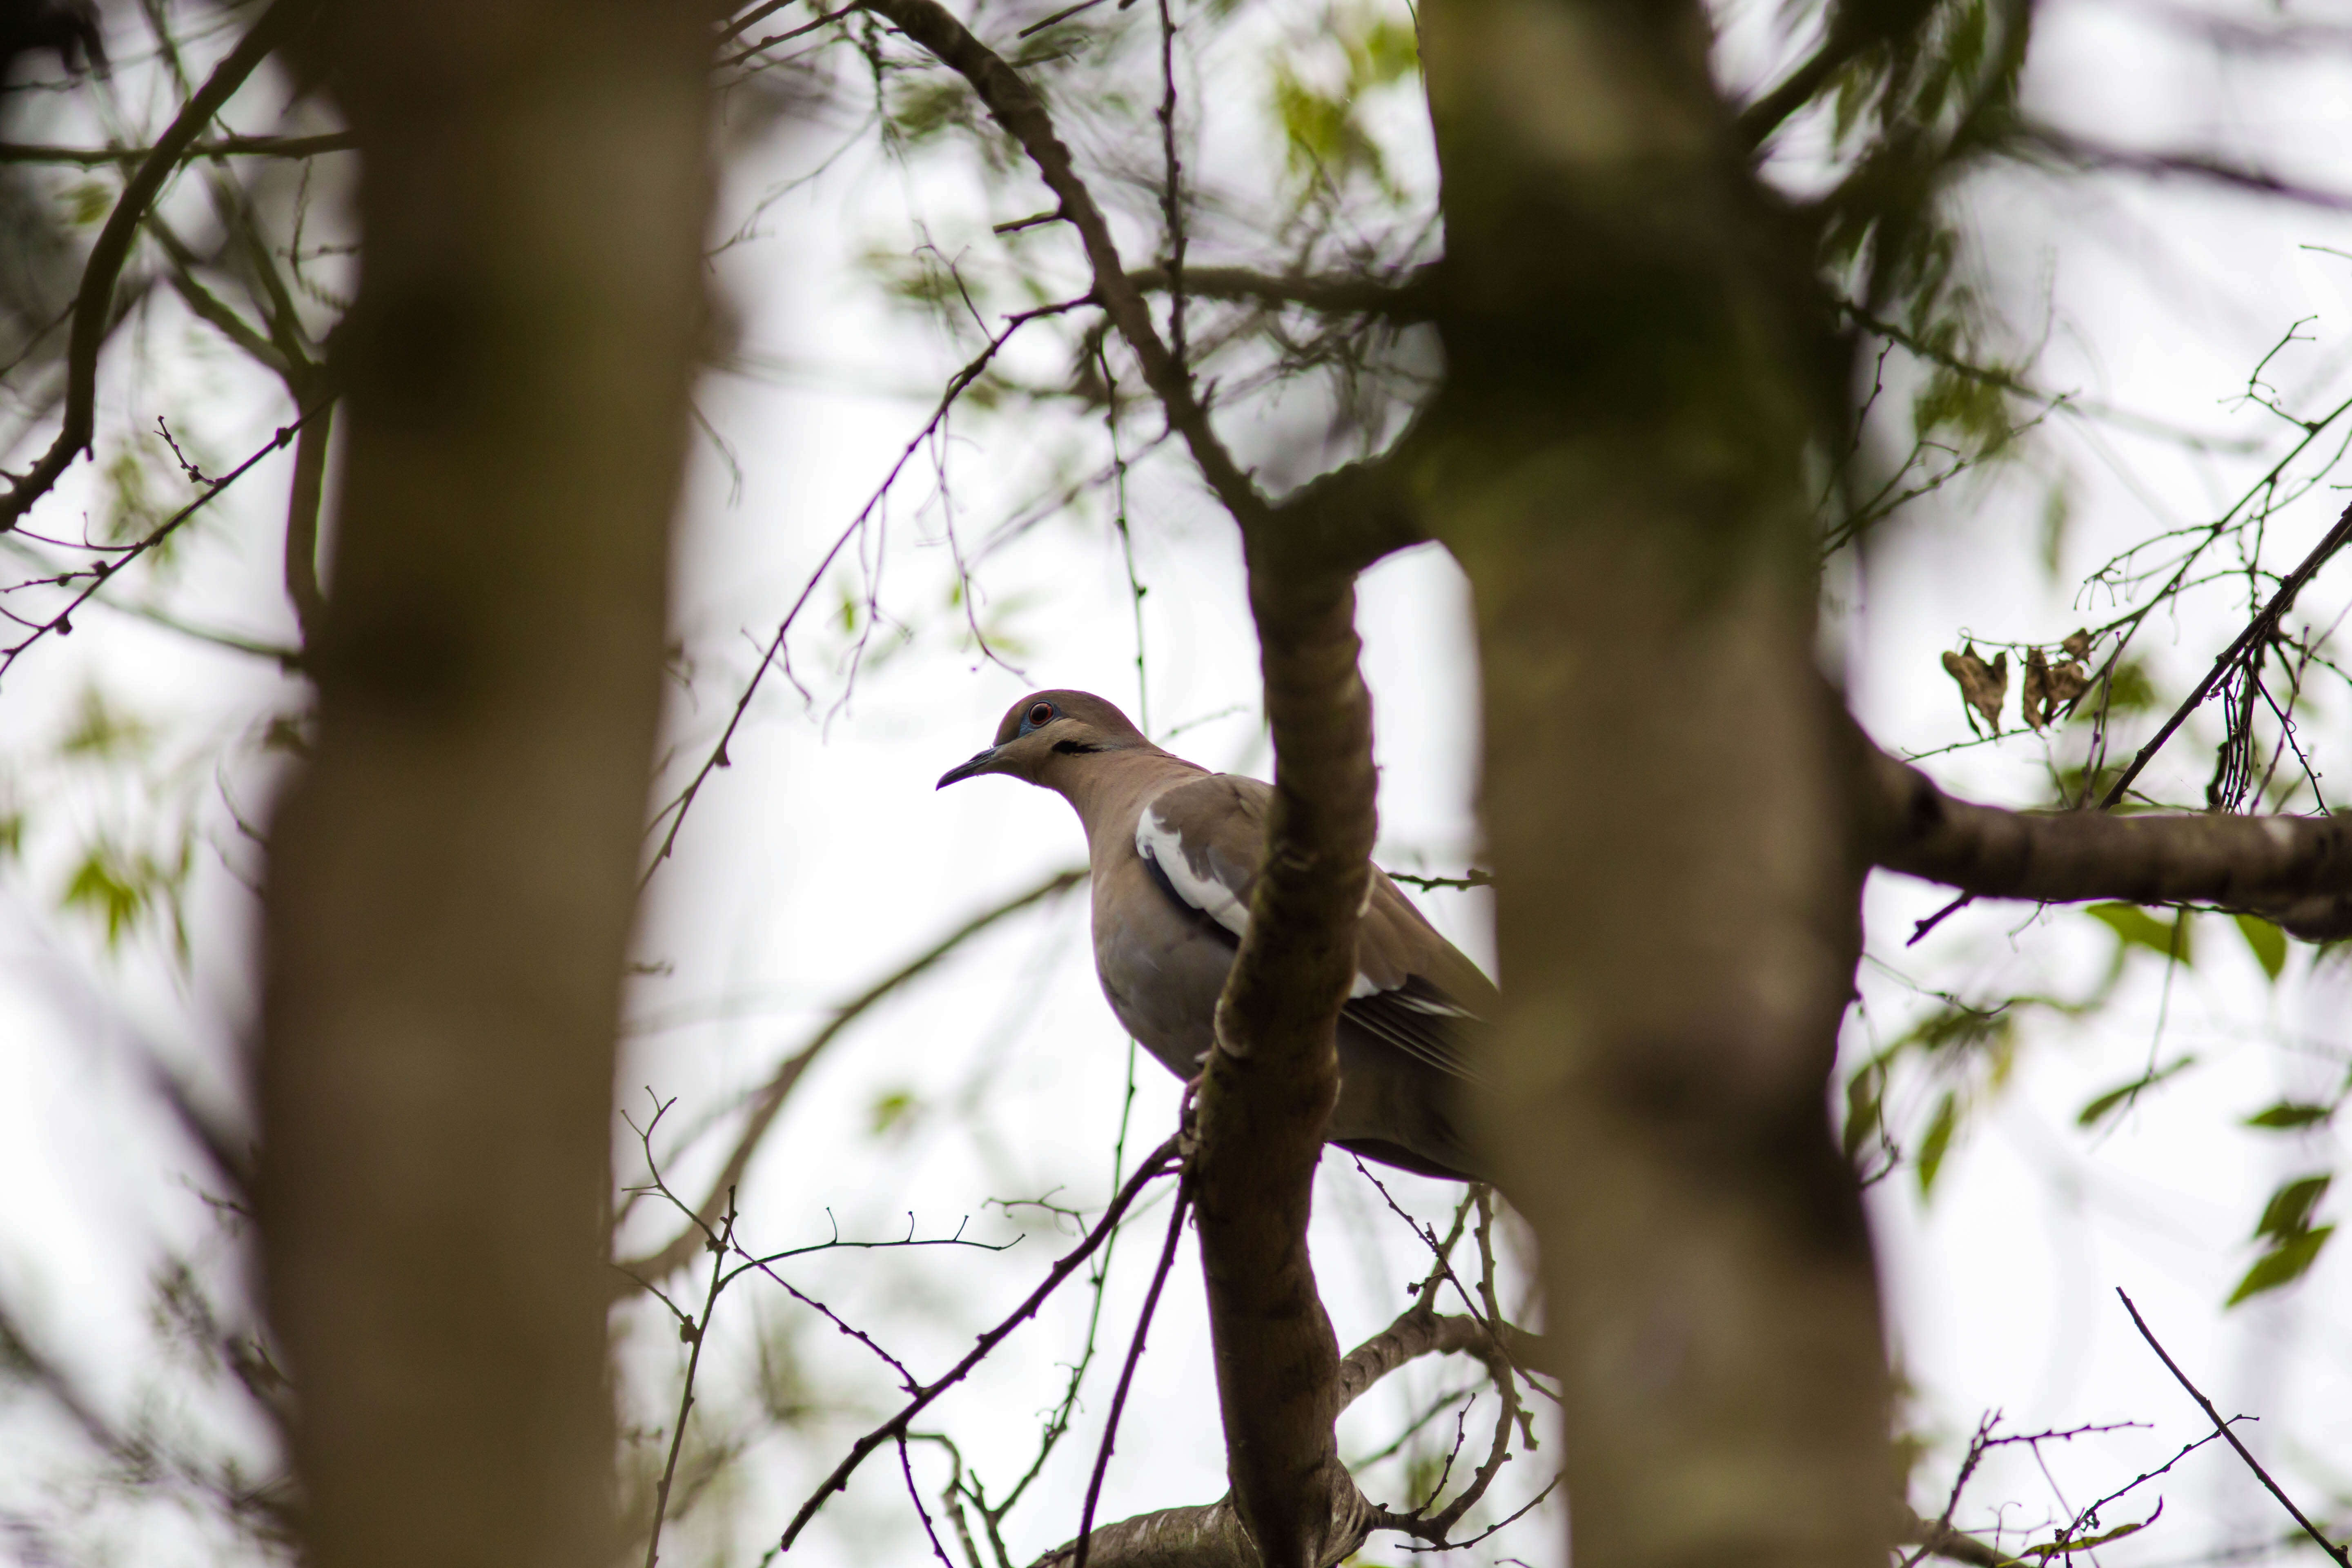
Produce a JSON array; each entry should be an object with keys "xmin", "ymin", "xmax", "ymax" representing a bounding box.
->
[{"xmin": 1022, "ymin": 700, "xmax": 1056, "ymax": 733}]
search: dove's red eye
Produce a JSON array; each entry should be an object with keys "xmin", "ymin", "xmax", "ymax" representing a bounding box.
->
[{"xmin": 1028, "ymin": 702, "xmax": 1054, "ymax": 727}]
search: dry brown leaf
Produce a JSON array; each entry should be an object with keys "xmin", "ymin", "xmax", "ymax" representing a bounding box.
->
[
  {"xmin": 1941, "ymin": 645, "xmax": 2008, "ymax": 735},
  {"xmin": 2022, "ymin": 647, "xmax": 2052, "ymax": 731}
]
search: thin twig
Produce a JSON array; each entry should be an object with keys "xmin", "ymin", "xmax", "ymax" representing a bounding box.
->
[
  {"xmin": 1071, "ymin": 1173, "xmax": 1192, "ymax": 1568},
  {"xmin": 2101, "ymin": 501, "xmax": 2352, "ymax": 808},
  {"xmin": 2116, "ymin": 1289, "xmax": 2349, "ymax": 1566},
  {"xmin": 638, "ymin": 296, "xmax": 1091, "ymax": 882},
  {"xmin": 645, "ymin": 1193, "xmax": 737, "ymax": 1568},
  {"xmin": 615, "ymin": 869, "xmax": 1083, "ymax": 1285},
  {"xmin": 0, "ymin": 0, "xmax": 323, "ymax": 531},
  {"xmin": 777, "ymin": 1137, "xmax": 1183, "ymax": 1551},
  {"xmin": 1, "ymin": 400, "xmax": 330, "ymax": 682}
]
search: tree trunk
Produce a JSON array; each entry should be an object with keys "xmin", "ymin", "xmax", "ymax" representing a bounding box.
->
[
  {"xmin": 258, "ymin": 4, "xmax": 713, "ymax": 1565},
  {"xmin": 1417, "ymin": 0, "xmax": 1895, "ymax": 1563}
]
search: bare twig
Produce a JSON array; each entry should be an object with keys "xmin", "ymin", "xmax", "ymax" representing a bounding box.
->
[
  {"xmin": 639, "ymin": 296, "xmax": 1091, "ymax": 881},
  {"xmin": 1071, "ymin": 1171, "xmax": 1193, "ymax": 1568},
  {"xmin": 616, "ymin": 868, "xmax": 1084, "ymax": 1285},
  {"xmin": 2116, "ymin": 1289, "xmax": 2350, "ymax": 1566},
  {"xmin": 0, "ymin": 131, "xmax": 356, "ymax": 166},
  {"xmin": 2100, "ymin": 501, "xmax": 2352, "ymax": 808},
  {"xmin": 777, "ymin": 1137, "xmax": 1184, "ymax": 1551},
  {"xmin": 2, "ymin": 401, "xmax": 331, "ymax": 682},
  {"xmin": 0, "ymin": 0, "xmax": 322, "ymax": 532},
  {"xmin": 644, "ymin": 1193, "xmax": 737, "ymax": 1568}
]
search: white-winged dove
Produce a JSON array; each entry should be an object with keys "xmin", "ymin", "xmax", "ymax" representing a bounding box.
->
[{"xmin": 938, "ymin": 689, "xmax": 1495, "ymax": 1182}]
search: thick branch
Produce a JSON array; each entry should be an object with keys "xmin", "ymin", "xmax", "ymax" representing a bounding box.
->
[
  {"xmin": 1183, "ymin": 545, "xmax": 1378, "ymax": 1568},
  {"xmin": 1864, "ymin": 747, "xmax": 2352, "ymax": 939},
  {"xmin": 0, "ymin": 0, "xmax": 319, "ymax": 532}
]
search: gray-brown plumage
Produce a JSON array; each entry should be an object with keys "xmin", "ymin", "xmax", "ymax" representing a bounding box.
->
[{"xmin": 937, "ymin": 688, "xmax": 1495, "ymax": 1181}]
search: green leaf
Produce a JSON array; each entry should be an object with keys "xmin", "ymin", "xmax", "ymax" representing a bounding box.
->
[
  {"xmin": 2077, "ymin": 1054, "xmax": 2197, "ymax": 1128},
  {"xmin": 56, "ymin": 685, "xmax": 153, "ymax": 760},
  {"xmin": 2246, "ymin": 1101, "xmax": 2333, "ymax": 1130},
  {"xmin": 2227, "ymin": 1225, "xmax": 2334, "ymax": 1307},
  {"xmin": 869, "ymin": 1089, "xmax": 917, "ymax": 1136},
  {"xmin": 2234, "ymin": 913, "xmax": 2288, "ymax": 981},
  {"xmin": 2087, "ymin": 903, "xmax": 2192, "ymax": 965},
  {"xmin": 1917, "ymin": 1091, "xmax": 1959, "ymax": 1198},
  {"xmin": 61, "ymin": 846, "xmax": 147, "ymax": 945},
  {"xmin": 1843, "ymin": 1064, "xmax": 1884, "ymax": 1162},
  {"xmin": 2255, "ymin": 1175, "xmax": 2330, "ymax": 1242},
  {"xmin": 2025, "ymin": 1513, "xmax": 2155, "ymax": 1557}
]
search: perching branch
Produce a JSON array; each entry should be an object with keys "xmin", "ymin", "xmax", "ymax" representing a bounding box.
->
[{"xmin": 0, "ymin": 0, "xmax": 321, "ymax": 532}]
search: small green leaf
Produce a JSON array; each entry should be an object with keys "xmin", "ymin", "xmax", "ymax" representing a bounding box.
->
[
  {"xmin": 2087, "ymin": 903, "xmax": 2192, "ymax": 965},
  {"xmin": 1843, "ymin": 1064, "xmax": 1883, "ymax": 1162},
  {"xmin": 2227, "ymin": 1225, "xmax": 2334, "ymax": 1307},
  {"xmin": 2234, "ymin": 914, "xmax": 2288, "ymax": 981},
  {"xmin": 2077, "ymin": 1055, "xmax": 2197, "ymax": 1128},
  {"xmin": 61, "ymin": 846, "xmax": 146, "ymax": 945},
  {"xmin": 1917, "ymin": 1091, "xmax": 1959, "ymax": 1198},
  {"xmin": 2025, "ymin": 1512, "xmax": 2155, "ymax": 1557},
  {"xmin": 869, "ymin": 1089, "xmax": 917, "ymax": 1136},
  {"xmin": 2246, "ymin": 1102, "xmax": 2333, "ymax": 1130},
  {"xmin": 2255, "ymin": 1175, "xmax": 2330, "ymax": 1242}
]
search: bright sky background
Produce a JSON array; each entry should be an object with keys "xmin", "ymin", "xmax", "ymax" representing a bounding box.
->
[{"xmin": 2, "ymin": 0, "xmax": 2352, "ymax": 1563}]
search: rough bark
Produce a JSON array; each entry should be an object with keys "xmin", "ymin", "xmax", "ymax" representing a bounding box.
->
[
  {"xmin": 1862, "ymin": 746, "xmax": 2352, "ymax": 938},
  {"xmin": 258, "ymin": 3, "xmax": 713, "ymax": 1566},
  {"xmin": 1417, "ymin": 0, "xmax": 1894, "ymax": 1564},
  {"xmin": 1185, "ymin": 506, "xmax": 1381, "ymax": 1568}
]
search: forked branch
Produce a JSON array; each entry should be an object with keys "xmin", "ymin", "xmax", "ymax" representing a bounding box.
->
[{"xmin": 0, "ymin": 0, "xmax": 322, "ymax": 532}]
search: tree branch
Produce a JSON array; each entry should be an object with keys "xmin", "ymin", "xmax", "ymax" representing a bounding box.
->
[
  {"xmin": 0, "ymin": 0, "xmax": 320, "ymax": 532},
  {"xmin": 1029, "ymin": 1310, "xmax": 1513, "ymax": 1568},
  {"xmin": 1183, "ymin": 526, "xmax": 1378, "ymax": 1568},
  {"xmin": 1121, "ymin": 265, "xmax": 1435, "ymax": 319},
  {"xmin": 0, "ymin": 131, "xmax": 356, "ymax": 166},
  {"xmin": 776, "ymin": 1138, "xmax": 1184, "ymax": 1552},
  {"xmin": 616, "ymin": 868, "xmax": 1084, "ymax": 1287},
  {"xmin": 2097, "ymin": 500, "xmax": 2352, "ymax": 808},
  {"xmin": 1863, "ymin": 744, "xmax": 2352, "ymax": 939},
  {"xmin": 851, "ymin": 0, "xmax": 1264, "ymax": 527}
]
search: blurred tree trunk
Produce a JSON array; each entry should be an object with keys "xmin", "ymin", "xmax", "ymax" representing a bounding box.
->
[
  {"xmin": 1419, "ymin": 0, "xmax": 1895, "ymax": 1564},
  {"xmin": 259, "ymin": 3, "xmax": 713, "ymax": 1565}
]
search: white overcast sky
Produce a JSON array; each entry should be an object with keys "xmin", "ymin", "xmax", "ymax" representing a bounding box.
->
[{"xmin": 4, "ymin": 0, "xmax": 2352, "ymax": 1562}]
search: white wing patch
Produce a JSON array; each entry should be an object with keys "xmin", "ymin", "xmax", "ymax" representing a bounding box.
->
[
  {"xmin": 1137, "ymin": 804, "xmax": 1251, "ymax": 939},
  {"xmin": 1137, "ymin": 803, "xmax": 1385, "ymax": 998}
]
